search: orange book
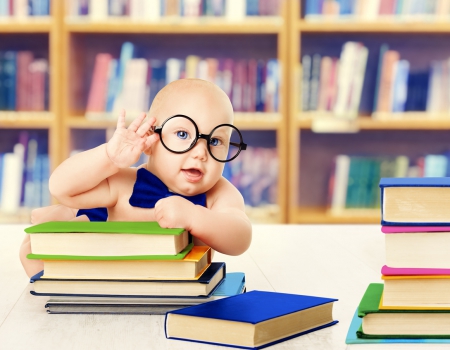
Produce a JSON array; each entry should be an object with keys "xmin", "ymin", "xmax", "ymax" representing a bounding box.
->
[
  {"xmin": 16, "ymin": 51, "xmax": 33, "ymax": 111},
  {"xmin": 376, "ymin": 50, "xmax": 400, "ymax": 112}
]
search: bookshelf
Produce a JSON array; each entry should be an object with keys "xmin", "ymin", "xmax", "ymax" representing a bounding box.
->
[
  {"xmin": 0, "ymin": 1, "xmax": 62, "ymax": 223},
  {"xmin": 289, "ymin": 1, "xmax": 450, "ymax": 223},
  {"xmin": 58, "ymin": 1, "xmax": 289, "ymax": 224}
]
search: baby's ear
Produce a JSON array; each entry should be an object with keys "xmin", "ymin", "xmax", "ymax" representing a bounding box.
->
[{"xmin": 143, "ymin": 146, "xmax": 152, "ymax": 156}]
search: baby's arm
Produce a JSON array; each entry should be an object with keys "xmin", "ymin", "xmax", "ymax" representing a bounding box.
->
[
  {"xmin": 50, "ymin": 111, "xmax": 158, "ymax": 209},
  {"xmin": 154, "ymin": 178, "xmax": 252, "ymax": 256}
]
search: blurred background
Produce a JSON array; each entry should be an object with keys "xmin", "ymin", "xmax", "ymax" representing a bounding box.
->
[{"xmin": 0, "ymin": 0, "xmax": 449, "ymax": 224}]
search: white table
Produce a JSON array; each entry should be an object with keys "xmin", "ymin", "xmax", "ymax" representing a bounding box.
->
[{"xmin": 0, "ymin": 224, "xmax": 393, "ymax": 349}]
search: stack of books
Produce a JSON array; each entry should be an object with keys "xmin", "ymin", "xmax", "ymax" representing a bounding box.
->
[
  {"xmin": 27, "ymin": 221, "xmax": 245, "ymax": 315},
  {"xmin": 346, "ymin": 177, "xmax": 450, "ymax": 346}
]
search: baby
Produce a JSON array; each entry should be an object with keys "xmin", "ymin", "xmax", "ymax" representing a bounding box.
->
[{"xmin": 20, "ymin": 79, "xmax": 252, "ymax": 277}]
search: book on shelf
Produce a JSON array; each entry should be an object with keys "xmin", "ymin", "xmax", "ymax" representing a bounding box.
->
[
  {"xmin": 304, "ymin": 0, "xmax": 445, "ymax": 21},
  {"xmin": 26, "ymin": 221, "xmax": 191, "ymax": 257},
  {"xmin": 345, "ymin": 308, "xmax": 450, "ymax": 347},
  {"xmin": 165, "ymin": 290, "xmax": 338, "ymax": 349},
  {"xmin": 32, "ymin": 245, "xmax": 212, "ymax": 280},
  {"xmin": 0, "ymin": 0, "xmax": 50, "ymax": 17},
  {"xmin": 67, "ymin": 0, "xmax": 280, "ymax": 19},
  {"xmin": 380, "ymin": 177, "xmax": 450, "ymax": 225},
  {"xmin": 0, "ymin": 50, "xmax": 49, "ymax": 112},
  {"xmin": 357, "ymin": 283, "xmax": 450, "ymax": 338},
  {"xmin": 383, "ymin": 225, "xmax": 450, "ymax": 269},
  {"xmin": 85, "ymin": 42, "xmax": 280, "ymax": 118},
  {"xmin": 44, "ymin": 272, "xmax": 245, "ymax": 315},
  {"xmin": 30, "ymin": 261, "xmax": 225, "ymax": 297}
]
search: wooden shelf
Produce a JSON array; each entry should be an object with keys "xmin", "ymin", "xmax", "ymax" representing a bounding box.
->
[
  {"xmin": 0, "ymin": 18, "xmax": 52, "ymax": 32},
  {"xmin": 0, "ymin": 112, "xmax": 54, "ymax": 128},
  {"xmin": 65, "ymin": 17, "xmax": 283, "ymax": 34},
  {"xmin": 296, "ymin": 113, "xmax": 450, "ymax": 130},
  {"xmin": 290, "ymin": 207, "xmax": 380, "ymax": 224},
  {"xmin": 67, "ymin": 113, "xmax": 282, "ymax": 130},
  {"xmin": 298, "ymin": 20, "xmax": 450, "ymax": 33}
]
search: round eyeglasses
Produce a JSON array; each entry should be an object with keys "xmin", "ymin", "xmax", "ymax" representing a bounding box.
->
[{"xmin": 150, "ymin": 115, "xmax": 247, "ymax": 163}]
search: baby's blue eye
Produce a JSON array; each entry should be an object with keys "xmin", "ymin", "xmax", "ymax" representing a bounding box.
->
[
  {"xmin": 210, "ymin": 138, "xmax": 220, "ymax": 147},
  {"xmin": 177, "ymin": 131, "xmax": 188, "ymax": 140}
]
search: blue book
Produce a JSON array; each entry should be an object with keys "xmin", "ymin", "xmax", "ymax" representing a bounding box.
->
[
  {"xmin": 246, "ymin": 0, "xmax": 259, "ymax": 16},
  {"xmin": 30, "ymin": 262, "xmax": 226, "ymax": 297},
  {"xmin": 112, "ymin": 42, "xmax": 135, "ymax": 109},
  {"xmin": 165, "ymin": 290, "xmax": 338, "ymax": 349},
  {"xmin": 373, "ymin": 44, "xmax": 389, "ymax": 112},
  {"xmin": 379, "ymin": 177, "xmax": 450, "ymax": 226},
  {"xmin": 0, "ymin": 0, "xmax": 8, "ymax": 16},
  {"xmin": 304, "ymin": 0, "xmax": 322, "ymax": 16},
  {"xmin": 391, "ymin": 59, "xmax": 409, "ymax": 113},
  {"xmin": 105, "ymin": 58, "xmax": 118, "ymax": 112},
  {"xmin": 3, "ymin": 51, "xmax": 17, "ymax": 111}
]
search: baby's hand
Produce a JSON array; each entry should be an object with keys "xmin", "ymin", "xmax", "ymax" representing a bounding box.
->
[
  {"xmin": 154, "ymin": 196, "xmax": 195, "ymax": 231},
  {"xmin": 106, "ymin": 110, "xmax": 159, "ymax": 168}
]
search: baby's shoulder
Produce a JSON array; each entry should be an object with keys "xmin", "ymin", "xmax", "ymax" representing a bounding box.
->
[{"xmin": 109, "ymin": 167, "xmax": 139, "ymax": 188}]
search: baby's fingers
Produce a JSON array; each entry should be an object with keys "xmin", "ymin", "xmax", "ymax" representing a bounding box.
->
[
  {"xmin": 128, "ymin": 112, "xmax": 147, "ymax": 132},
  {"xmin": 136, "ymin": 118, "xmax": 151, "ymax": 137},
  {"xmin": 144, "ymin": 133, "xmax": 159, "ymax": 150},
  {"xmin": 116, "ymin": 109, "xmax": 126, "ymax": 130}
]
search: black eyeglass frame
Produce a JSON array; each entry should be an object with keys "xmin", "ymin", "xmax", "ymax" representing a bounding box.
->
[{"xmin": 150, "ymin": 114, "xmax": 247, "ymax": 163}]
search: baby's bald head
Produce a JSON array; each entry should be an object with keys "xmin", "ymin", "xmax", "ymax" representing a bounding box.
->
[{"xmin": 148, "ymin": 79, "xmax": 234, "ymax": 126}]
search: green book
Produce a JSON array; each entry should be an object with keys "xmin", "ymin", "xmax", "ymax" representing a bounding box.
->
[
  {"xmin": 26, "ymin": 221, "xmax": 192, "ymax": 260},
  {"xmin": 357, "ymin": 283, "xmax": 450, "ymax": 339}
]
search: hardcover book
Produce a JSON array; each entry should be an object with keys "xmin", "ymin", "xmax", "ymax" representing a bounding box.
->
[
  {"xmin": 382, "ymin": 275, "xmax": 450, "ymax": 308},
  {"xmin": 30, "ymin": 262, "xmax": 225, "ymax": 297},
  {"xmin": 31, "ymin": 246, "xmax": 211, "ymax": 280},
  {"xmin": 358, "ymin": 283, "xmax": 450, "ymax": 337},
  {"xmin": 383, "ymin": 226, "xmax": 450, "ymax": 269},
  {"xmin": 165, "ymin": 290, "xmax": 338, "ymax": 349},
  {"xmin": 26, "ymin": 221, "xmax": 190, "ymax": 257},
  {"xmin": 44, "ymin": 272, "xmax": 245, "ymax": 315},
  {"xmin": 380, "ymin": 177, "xmax": 450, "ymax": 225}
]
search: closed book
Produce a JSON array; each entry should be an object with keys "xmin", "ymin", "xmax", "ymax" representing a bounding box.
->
[
  {"xmin": 33, "ymin": 246, "xmax": 211, "ymax": 280},
  {"xmin": 383, "ymin": 225, "xmax": 450, "ymax": 269},
  {"xmin": 86, "ymin": 53, "xmax": 112, "ymax": 113},
  {"xmin": 165, "ymin": 290, "xmax": 338, "ymax": 349},
  {"xmin": 345, "ymin": 308, "xmax": 450, "ymax": 346},
  {"xmin": 358, "ymin": 283, "xmax": 450, "ymax": 338},
  {"xmin": 30, "ymin": 262, "xmax": 225, "ymax": 297},
  {"xmin": 44, "ymin": 272, "xmax": 245, "ymax": 315},
  {"xmin": 26, "ymin": 221, "xmax": 190, "ymax": 257},
  {"xmin": 382, "ymin": 265, "xmax": 450, "ymax": 276},
  {"xmin": 382, "ymin": 275, "xmax": 450, "ymax": 308},
  {"xmin": 379, "ymin": 177, "xmax": 450, "ymax": 225}
]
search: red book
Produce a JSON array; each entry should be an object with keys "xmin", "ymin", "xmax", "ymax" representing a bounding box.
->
[
  {"xmin": 376, "ymin": 50, "xmax": 400, "ymax": 112},
  {"xmin": 86, "ymin": 53, "xmax": 113, "ymax": 113},
  {"xmin": 16, "ymin": 51, "xmax": 34, "ymax": 111},
  {"xmin": 29, "ymin": 59, "xmax": 48, "ymax": 111}
]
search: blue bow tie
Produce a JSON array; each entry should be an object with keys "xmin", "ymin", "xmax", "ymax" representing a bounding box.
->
[
  {"xmin": 77, "ymin": 168, "xmax": 206, "ymax": 222},
  {"xmin": 129, "ymin": 168, "xmax": 207, "ymax": 208}
]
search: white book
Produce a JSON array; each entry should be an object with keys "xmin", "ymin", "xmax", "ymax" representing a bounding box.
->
[
  {"xmin": 66, "ymin": 0, "xmax": 80, "ymax": 17},
  {"xmin": 426, "ymin": 60, "xmax": 442, "ymax": 112},
  {"xmin": 129, "ymin": 0, "xmax": 144, "ymax": 20},
  {"xmin": 14, "ymin": 0, "xmax": 28, "ymax": 18},
  {"xmin": 89, "ymin": 0, "xmax": 108, "ymax": 20},
  {"xmin": 331, "ymin": 154, "xmax": 350, "ymax": 214},
  {"xmin": 197, "ymin": 59, "xmax": 208, "ymax": 80},
  {"xmin": 143, "ymin": 0, "xmax": 161, "ymax": 21},
  {"xmin": 360, "ymin": 0, "xmax": 381, "ymax": 20},
  {"xmin": 225, "ymin": 0, "xmax": 246, "ymax": 21},
  {"xmin": 183, "ymin": 0, "xmax": 202, "ymax": 17},
  {"xmin": 347, "ymin": 45, "xmax": 368, "ymax": 117},
  {"xmin": 0, "ymin": 144, "xmax": 25, "ymax": 214},
  {"xmin": 166, "ymin": 58, "xmax": 182, "ymax": 84},
  {"xmin": 334, "ymin": 42, "xmax": 359, "ymax": 117},
  {"xmin": 121, "ymin": 59, "xmax": 149, "ymax": 114}
]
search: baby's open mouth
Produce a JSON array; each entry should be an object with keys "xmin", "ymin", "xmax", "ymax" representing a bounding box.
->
[{"xmin": 182, "ymin": 168, "xmax": 203, "ymax": 182}]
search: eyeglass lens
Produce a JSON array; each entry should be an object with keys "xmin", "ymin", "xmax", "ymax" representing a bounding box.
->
[{"xmin": 160, "ymin": 116, "xmax": 242, "ymax": 162}]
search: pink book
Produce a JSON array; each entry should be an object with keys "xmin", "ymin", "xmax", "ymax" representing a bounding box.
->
[
  {"xmin": 86, "ymin": 53, "xmax": 113, "ymax": 113},
  {"xmin": 382, "ymin": 265, "xmax": 450, "ymax": 276},
  {"xmin": 381, "ymin": 226, "xmax": 450, "ymax": 233}
]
